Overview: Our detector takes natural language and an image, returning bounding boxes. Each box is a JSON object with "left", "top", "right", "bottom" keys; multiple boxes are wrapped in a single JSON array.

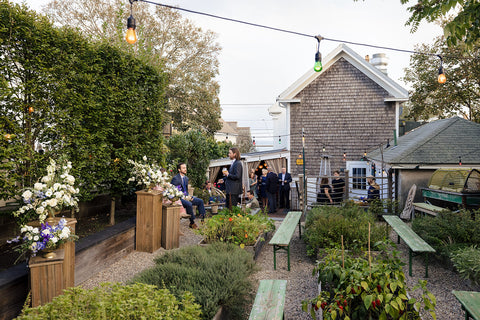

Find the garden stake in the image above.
[
  {"left": 341, "top": 235, "right": 344, "bottom": 268},
  {"left": 368, "top": 222, "right": 371, "bottom": 276}
]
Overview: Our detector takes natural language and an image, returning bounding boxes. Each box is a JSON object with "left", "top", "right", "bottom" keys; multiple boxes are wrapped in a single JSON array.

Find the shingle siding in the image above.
[{"left": 290, "top": 58, "right": 396, "bottom": 176}]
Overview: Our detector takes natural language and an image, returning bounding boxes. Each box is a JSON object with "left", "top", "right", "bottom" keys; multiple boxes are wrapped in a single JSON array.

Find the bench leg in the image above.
[
  {"left": 298, "top": 220, "right": 302, "bottom": 239},
  {"left": 273, "top": 245, "right": 277, "bottom": 270},
  {"left": 425, "top": 253, "right": 429, "bottom": 278},
  {"left": 409, "top": 248, "right": 412, "bottom": 277},
  {"left": 287, "top": 245, "right": 290, "bottom": 271}
]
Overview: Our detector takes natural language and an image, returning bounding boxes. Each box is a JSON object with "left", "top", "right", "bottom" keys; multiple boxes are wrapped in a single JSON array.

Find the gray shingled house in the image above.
[
  {"left": 268, "top": 44, "right": 409, "bottom": 201},
  {"left": 367, "top": 116, "right": 480, "bottom": 208}
]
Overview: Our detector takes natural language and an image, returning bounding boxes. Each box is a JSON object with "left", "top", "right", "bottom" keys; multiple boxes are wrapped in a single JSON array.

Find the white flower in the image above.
[
  {"left": 20, "top": 226, "right": 27, "bottom": 233},
  {"left": 143, "top": 155, "right": 147, "bottom": 161},
  {"left": 22, "top": 190, "right": 33, "bottom": 200},
  {"left": 53, "top": 183, "right": 61, "bottom": 191},
  {"left": 55, "top": 191, "right": 63, "bottom": 199},
  {"left": 36, "top": 207, "right": 45, "bottom": 214},
  {"left": 33, "top": 235, "right": 39, "bottom": 241},
  {"left": 51, "top": 237, "right": 58, "bottom": 244},
  {"left": 33, "top": 183, "right": 44, "bottom": 191},
  {"left": 65, "top": 175, "right": 75, "bottom": 185},
  {"left": 41, "top": 176, "right": 51, "bottom": 183},
  {"left": 46, "top": 198, "right": 58, "bottom": 208},
  {"left": 45, "top": 189, "right": 53, "bottom": 197},
  {"left": 42, "top": 229, "right": 50, "bottom": 236}
]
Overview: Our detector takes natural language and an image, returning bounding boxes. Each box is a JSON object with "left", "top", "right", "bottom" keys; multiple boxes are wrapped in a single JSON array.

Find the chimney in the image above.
[
  {"left": 365, "top": 55, "right": 370, "bottom": 62},
  {"left": 370, "top": 53, "right": 388, "bottom": 76}
]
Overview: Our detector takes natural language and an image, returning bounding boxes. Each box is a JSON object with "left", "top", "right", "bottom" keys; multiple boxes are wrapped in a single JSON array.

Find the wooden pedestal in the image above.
[
  {"left": 29, "top": 249, "right": 65, "bottom": 307},
  {"left": 27, "top": 217, "right": 77, "bottom": 289},
  {"left": 136, "top": 190, "right": 163, "bottom": 253},
  {"left": 161, "top": 205, "right": 181, "bottom": 250}
]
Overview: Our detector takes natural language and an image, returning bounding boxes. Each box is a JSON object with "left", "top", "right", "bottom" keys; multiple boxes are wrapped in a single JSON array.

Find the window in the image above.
[{"left": 352, "top": 167, "right": 367, "bottom": 190}]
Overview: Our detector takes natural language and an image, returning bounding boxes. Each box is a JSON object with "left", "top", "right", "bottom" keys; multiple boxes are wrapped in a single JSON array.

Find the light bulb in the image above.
[
  {"left": 438, "top": 66, "right": 446, "bottom": 84},
  {"left": 126, "top": 15, "right": 137, "bottom": 44},
  {"left": 314, "top": 51, "right": 322, "bottom": 72}
]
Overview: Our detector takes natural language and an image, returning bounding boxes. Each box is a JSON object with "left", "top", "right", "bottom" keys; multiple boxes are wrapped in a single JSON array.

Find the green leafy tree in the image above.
[
  {"left": 400, "top": 0, "right": 480, "bottom": 49},
  {"left": 43, "top": 0, "right": 222, "bottom": 134},
  {"left": 403, "top": 37, "right": 480, "bottom": 122}
]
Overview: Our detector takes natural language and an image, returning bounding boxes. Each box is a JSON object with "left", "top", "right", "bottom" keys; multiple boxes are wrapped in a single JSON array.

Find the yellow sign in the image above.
[{"left": 296, "top": 158, "right": 303, "bottom": 165}]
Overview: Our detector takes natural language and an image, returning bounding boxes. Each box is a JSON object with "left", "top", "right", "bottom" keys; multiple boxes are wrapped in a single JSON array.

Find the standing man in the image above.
[
  {"left": 265, "top": 166, "right": 278, "bottom": 214},
  {"left": 171, "top": 163, "right": 206, "bottom": 229},
  {"left": 278, "top": 167, "right": 292, "bottom": 211},
  {"left": 219, "top": 147, "right": 243, "bottom": 209},
  {"left": 332, "top": 170, "right": 345, "bottom": 204}
]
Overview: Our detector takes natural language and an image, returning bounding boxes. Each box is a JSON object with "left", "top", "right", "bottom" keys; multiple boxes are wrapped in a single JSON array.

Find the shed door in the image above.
[{"left": 346, "top": 161, "right": 370, "bottom": 198}]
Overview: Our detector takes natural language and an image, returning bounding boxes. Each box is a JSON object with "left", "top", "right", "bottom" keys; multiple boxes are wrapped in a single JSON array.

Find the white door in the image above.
[{"left": 346, "top": 161, "right": 370, "bottom": 199}]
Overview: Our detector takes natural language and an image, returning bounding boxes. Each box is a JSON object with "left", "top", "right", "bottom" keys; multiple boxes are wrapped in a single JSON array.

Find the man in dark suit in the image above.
[
  {"left": 265, "top": 166, "right": 278, "bottom": 213},
  {"left": 278, "top": 167, "right": 292, "bottom": 211},
  {"left": 218, "top": 148, "right": 243, "bottom": 209},
  {"left": 171, "top": 162, "right": 205, "bottom": 229}
]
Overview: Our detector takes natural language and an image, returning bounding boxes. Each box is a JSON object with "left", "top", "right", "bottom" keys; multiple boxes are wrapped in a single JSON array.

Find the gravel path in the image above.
[{"left": 79, "top": 217, "right": 475, "bottom": 320}]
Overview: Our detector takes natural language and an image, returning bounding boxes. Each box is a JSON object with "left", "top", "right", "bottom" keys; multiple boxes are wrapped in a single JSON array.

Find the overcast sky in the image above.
[{"left": 12, "top": 0, "right": 443, "bottom": 149}]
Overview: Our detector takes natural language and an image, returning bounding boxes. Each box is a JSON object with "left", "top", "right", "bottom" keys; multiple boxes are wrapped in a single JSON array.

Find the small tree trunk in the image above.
[{"left": 110, "top": 197, "right": 115, "bottom": 225}]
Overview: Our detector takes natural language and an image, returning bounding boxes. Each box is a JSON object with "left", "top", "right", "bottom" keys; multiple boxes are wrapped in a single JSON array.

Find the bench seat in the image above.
[
  {"left": 383, "top": 215, "right": 435, "bottom": 277},
  {"left": 249, "top": 279, "right": 287, "bottom": 320},
  {"left": 269, "top": 211, "right": 302, "bottom": 271},
  {"left": 412, "top": 202, "right": 448, "bottom": 217},
  {"left": 452, "top": 290, "right": 480, "bottom": 320}
]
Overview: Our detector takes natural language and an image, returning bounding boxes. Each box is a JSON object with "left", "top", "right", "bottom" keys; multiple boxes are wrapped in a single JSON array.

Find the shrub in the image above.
[
  {"left": 196, "top": 206, "right": 275, "bottom": 246},
  {"left": 412, "top": 210, "right": 480, "bottom": 260},
  {"left": 16, "top": 282, "right": 201, "bottom": 319},
  {"left": 451, "top": 246, "right": 480, "bottom": 286},
  {"left": 303, "top": 246, "right": 436, "bottom": 320},
  {"left": 304, "top": 203, "right": 385, "bottom": 256},
  {"left": 130, "top": 242, "right": 257, "bottom": 319}
]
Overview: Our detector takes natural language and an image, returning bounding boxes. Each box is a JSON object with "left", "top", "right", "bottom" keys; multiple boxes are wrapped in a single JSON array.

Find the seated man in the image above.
[
  {"left": 171, "top": 162, "right": 206, "bottom": 229},
  {"left": 246, "top": 190, "right": 260, "bottom": 209}
]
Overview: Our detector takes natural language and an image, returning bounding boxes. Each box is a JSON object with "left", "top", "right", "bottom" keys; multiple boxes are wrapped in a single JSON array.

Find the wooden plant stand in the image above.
[
  {"left": 136, "top": 190, "right": 163, "bottom": 253},
  {"left": 161, "top": 204, "right": 181, "bottom": 250},
  {"left": 29, "top": 249, "right": 65, "bottom": 307}
]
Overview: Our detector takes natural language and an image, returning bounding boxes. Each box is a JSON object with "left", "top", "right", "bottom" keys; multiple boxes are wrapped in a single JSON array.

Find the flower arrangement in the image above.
[
  {"left": 12, "top": 158, "right": 80, "bottom": 225},
  {"left": 7, "top": 218, "right": 78, "bottom": 258},
  {"left": 127, "top": 156, "right": 169, "bottom": 191},
  {"left": 162, "top": 183, "right": 184, "bottom": 202}
]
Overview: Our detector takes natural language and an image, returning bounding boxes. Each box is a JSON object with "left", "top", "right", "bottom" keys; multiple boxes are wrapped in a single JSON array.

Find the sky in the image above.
[{"left": 12, "top": 0, "right": 444, "bottom": 150}]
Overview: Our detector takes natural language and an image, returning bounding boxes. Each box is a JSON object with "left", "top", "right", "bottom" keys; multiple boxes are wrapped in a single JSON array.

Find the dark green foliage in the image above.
[
  {"left": 0, "top": 0, "right": 168, "bottom": 202},
  {"left": 412, "top": 210, "right": 480, "bottom": 260},
  {"left": 304, "top": 203, "right": 385, "bottom": 257},
  {"left": 450, "top": 246, "right": 480, "bottom": 286},
  {"left": 16, "top": 282, "right": 202, "bottom": 319},
  {"left": 130, "top": 243, "right": 257, "bottom": 320}
]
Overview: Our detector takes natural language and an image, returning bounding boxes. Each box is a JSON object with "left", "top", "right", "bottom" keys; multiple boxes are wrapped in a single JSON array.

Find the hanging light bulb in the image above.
[
  {"left": 252, "top": 137, "right": 256, "bottom": 146},
  {"left": 437, "top": 55, "right": 446, "bottom": 84},
  {"left": 125, "top": 0, "right": 138, "bottom": 44},
  {"left": 313, "top": 35, "right": 323, "bottom": 72},
  {"left": 459, "top": 156, "right": 462, "bottom": 166},
  {"left": 322, "top": 145, "right": 326, "bottom": 152},
  {"left": 343, "top": 151, "right": 346, "bottom": 161}
]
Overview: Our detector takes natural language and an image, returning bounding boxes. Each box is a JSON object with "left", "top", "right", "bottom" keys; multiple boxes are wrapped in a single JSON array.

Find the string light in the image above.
[
  {"left": 130, "top": 0, "right": 478, "bottom": 83},
  {"left": 459, "top": 156, "right": 462, "bottom": 166},
  {"left": 343, "top": 150, "right": 346, "bottom": 161},
  {"left": 314, "top": 35, "right": 323, "bottom": 72},
  {"left": 252, "top": 136, "right": 256, "bottom": 146},
  {"left": 126, "top": 0, "right": 138, "bottom": 44},
  {"left": 278, "top": 135, "right": 281, "bottom": 144},
  {"left": 322, "top": 145, "right": 326, "bottom": 152},
  {"left": 437, "top": 55, "right": 446, "bottom": 84}
]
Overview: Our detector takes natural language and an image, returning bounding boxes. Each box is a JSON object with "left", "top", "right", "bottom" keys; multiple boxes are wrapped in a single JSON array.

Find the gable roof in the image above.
[
  {"left": 277, "top": 44, "right": 409, "bottom": 102},
  {"left": 368, "top": 117, "right": 480, "bottom": 167}
]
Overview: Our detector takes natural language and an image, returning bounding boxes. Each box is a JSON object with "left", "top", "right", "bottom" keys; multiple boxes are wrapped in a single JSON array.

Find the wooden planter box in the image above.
[
  {"left": 199, "top": 231, "right": 272, "bottom": 260},
  {"left": 161, "top": 204, "right": 181, "bottom": 250},
  {"left": 135, "top": 190, "right": 163, "bottom": 253},
  {"left": 29, "top": 249, "right": 66, "bottom": 307}
]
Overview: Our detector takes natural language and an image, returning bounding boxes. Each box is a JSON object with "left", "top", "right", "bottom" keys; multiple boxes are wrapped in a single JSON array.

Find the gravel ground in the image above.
[{"left": 79, "top": 217, "right": 475, "bottom": 320}]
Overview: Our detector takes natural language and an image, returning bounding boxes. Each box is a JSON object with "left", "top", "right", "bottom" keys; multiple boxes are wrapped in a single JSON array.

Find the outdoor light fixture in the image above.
[
  {"left": 437, "top": 55, "right": 446, "bottom": 84},
  {"left": 126, "top": 0, "right": 138, "bottom": 44},
  {"left": 252, "top": 137, "right": 256, "bottom": 146},
  {"left": 313, "top": 35, "right": 323, "bottom": 72}
]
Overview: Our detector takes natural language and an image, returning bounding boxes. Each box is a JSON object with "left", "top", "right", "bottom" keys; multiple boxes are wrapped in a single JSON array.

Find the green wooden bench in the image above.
[
  {"left": 452, "top": 291, "right": 480, "bottom": 320},
  {"left": 412, "top": 202, "right": 448, "bottom": 217},
  {"left": 249, "top": 279, "right": 287, "bottom": 320},
  {"left": 269, "top": 211, "right": 302, "bottom": 271},
  {"left": 383, "top": 215, "right": 436, "bottom": 277}
]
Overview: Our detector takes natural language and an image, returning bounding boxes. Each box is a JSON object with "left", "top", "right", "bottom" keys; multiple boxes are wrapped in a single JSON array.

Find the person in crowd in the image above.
[
  {"left": 265, "top": 166, "right": 278, "bottom": 213},
  {"left": 259, "top": 168, "right": 268, "bottom": 208},
  {"left": 204, "top": 180, "right": 216, "bottom": 203},
  {"left": 246, "top": 190, "right": 260, "bottom": 209},
  {"left": 171, "top": 163, "right": 206, "bottom": 229},
  {"left": 278, "top": 167, "right": 292, "bottom": 211},
  {"left": 367, "top": 175, "right": 380, "bottom": 201},
  {"left": 249, "top": 169, "right": 258, "bottom": 197},
  {"left": 218, "top": 147, "right": 243, "bottom": 209},
  {"left": 317, "top": 177, "right": 333, "bottom": 204},
  {"left": 331, "top": 170, "right": 345, "bottom": 204}
]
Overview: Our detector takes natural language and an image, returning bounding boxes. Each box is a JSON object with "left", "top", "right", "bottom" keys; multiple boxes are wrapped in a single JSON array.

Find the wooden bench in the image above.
[
  {"left": 269, "top": 211, "right": 302, "bottom": 271},
  {"left": 452, "top": 290, "right": 480, "bottom": 320},
  {"left": 383, "top": 215, "right": 436, "bottom": 277},
  {"left": 249, "top": 279, "right": 287, "bottom": 320},
  {"left": 412, "top": 202, "right": 448, "bottom": 217}
]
